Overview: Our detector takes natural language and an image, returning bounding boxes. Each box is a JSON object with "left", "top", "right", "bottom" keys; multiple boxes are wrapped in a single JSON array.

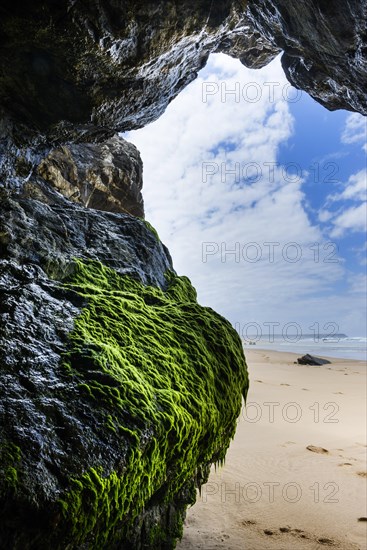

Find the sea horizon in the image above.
[{"left": 242, "top": 335, "right": 367, "bottom": 361}]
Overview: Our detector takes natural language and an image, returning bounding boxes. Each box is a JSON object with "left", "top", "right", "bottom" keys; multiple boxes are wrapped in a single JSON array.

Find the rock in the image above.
[
  {"left": 297, "top": 354, "right": 331, "bottom": 366},
  {"left": 0, "top": 1, "right": 278, "bottom": 144},
  {"left": 245, "top": 0, "right": 367, "bottom": 115},
  {"left": 0, "top": 0, "right": 366, "bottom": 146},
  {"left": 0, "top": 185, "right": 167, "bottom": 285},
  {"left": 37, "top": 136, "right": 144, "bottom": 217},
  {"left": 0, "top": 187, "right": 248, "bottom": 549}
]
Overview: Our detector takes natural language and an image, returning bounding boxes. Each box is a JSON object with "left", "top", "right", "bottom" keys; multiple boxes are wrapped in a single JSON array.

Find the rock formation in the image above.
[
  {"left": 0, "top": 1, "right": 366, "bottom": 548},
  {"left": 297, "top": 354, "right": 331, "bottom": 366},
  {"left": 0, "top": 183, "right": 247, "bottom": 549},
  {"left": 37, "top": 137, "right": 144, "bottom": 216}
]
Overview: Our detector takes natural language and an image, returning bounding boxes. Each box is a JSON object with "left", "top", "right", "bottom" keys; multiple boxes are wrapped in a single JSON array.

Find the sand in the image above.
[{"left": 177, "top": 348, "right": 367, "bottom": 550}]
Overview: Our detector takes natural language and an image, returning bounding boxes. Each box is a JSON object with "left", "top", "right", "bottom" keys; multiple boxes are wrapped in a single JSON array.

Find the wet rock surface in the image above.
[
  {"left": 0, "top": 0, "right": 365, "bottom": 146},
  {"left": 0, "top": 186, "right": 238, "bottom": 549},
  {"left": 0, "top": 0, "right": 277, "bottom": 143},
  {"left": 0, "top": 185, "right": 170, "bottom": 285},
  {"left": 0, "top": 186, "right": 247, "bottom": 549},
  {"left": 0, "top": 187, "right": 172, "bottom": 548},
  {"left": 246, "top": 0, "right": 367, "bottom": 114}
]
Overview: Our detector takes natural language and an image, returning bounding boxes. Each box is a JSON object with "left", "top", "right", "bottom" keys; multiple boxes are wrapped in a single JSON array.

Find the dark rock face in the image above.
[
  {"left": 246, "top": 0, "right": 367, "bottom": 114},
  {"left": 0, "top": 185, "right": 169, "bottom": 285},
  {"left": 0, "top": 0, "right": 278, "bottom": 143},
  {"left": 0, "top": 186, "right": 173, "bottom": 524},
  {"left": 0, "top": 0, "right": 365, "bottom": 146}
]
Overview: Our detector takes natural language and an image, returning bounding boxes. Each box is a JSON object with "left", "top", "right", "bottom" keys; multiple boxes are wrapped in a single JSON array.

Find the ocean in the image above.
[{"left": 242, "top": 335, "right": 367, "bottom": 361}]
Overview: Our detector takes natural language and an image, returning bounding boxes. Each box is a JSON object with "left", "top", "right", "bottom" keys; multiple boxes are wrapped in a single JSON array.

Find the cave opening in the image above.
[{"left": 125, "top": 53, "right": 366, "bottom": 349}]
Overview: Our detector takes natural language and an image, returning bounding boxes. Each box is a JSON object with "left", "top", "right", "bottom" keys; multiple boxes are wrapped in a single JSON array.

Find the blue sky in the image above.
[{"left": 126, "top": 54, "right": 367, "bottom": 338}]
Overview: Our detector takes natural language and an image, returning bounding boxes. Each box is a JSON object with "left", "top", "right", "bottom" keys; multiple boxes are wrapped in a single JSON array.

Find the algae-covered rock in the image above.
[{"left": 0, "top": 188, "right": 248, "bottom": 549}]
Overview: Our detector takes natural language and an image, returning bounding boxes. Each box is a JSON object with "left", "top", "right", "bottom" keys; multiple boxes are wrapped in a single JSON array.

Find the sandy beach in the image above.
[{"left": 177, "top": 348, "right": 367, "bottom": 550}]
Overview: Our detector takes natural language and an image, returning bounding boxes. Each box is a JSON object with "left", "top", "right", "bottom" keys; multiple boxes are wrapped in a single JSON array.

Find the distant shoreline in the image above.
[
  {"left": 241, "top": 341, "right": 367, "bottom": 362},
  {"left": 242, "top": 346, "right": 366, "bottom": 364}
]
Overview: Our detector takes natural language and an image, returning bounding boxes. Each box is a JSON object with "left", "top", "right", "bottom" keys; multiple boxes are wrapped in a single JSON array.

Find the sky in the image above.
[{"left": 125, "top": 53, "right": 367, "bottom": 339}]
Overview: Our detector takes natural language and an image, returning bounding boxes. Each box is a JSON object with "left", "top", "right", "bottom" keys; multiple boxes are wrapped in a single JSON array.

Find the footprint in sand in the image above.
[
  {"left": 217, "top": 533, "right": 229, "bottom": 541},
  {"left": 356, "top": 471, "right": 367, "bottom": 478},
  {"left": 333, "top": 392, "right": 343, "bottom": 394},
  {"left": 268, "top": 526, "right": 333, "bottom": 544},
  {"left": 245, "top": 523, "right": 338, "bottom": 546},
  {"left": 289, "top": 528, "right": 310, "bottom": 540},
  {"left": 280, "top": 383, "right": 290, "bottom": 386},
  {"left": 338, "top": 462, "right": 353, "bottom": 466},
  {"left": 317, "top": 537, "right": 335, "bottom": 545},
  {"left": 302, "top": 388, "right": 310, "bottom": 391},
  {"left": 358, "top": 517, "right": 367, "bottom": 522},
  {"left": 306, "top": 445, "right": 329, "bottom": 454},
  {"left": 290, "top": 528, "right": 309, "bottom": 539},
  {"left": 255, "top": 379, "right": 263, "bottom": 383}
]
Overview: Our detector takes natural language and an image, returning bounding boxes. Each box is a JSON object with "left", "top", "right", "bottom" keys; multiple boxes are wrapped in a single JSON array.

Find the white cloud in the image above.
[
  {"left": 324, "top": 169, "right": 367, "bottom": 238},
  {"left": 329, "top": 169, "right": 367, "bottom": 202},
  {"left": 318, "top": 209, "right": 333, "bottom": 223},
  {"left": 341, "top": 113, "right": 367, "bottom": 148},
  {"left": 125, "top": 54, "right": 364, "bottom": 334},
  {"left": 330, "top": 202, "right": 367, "bottom": 237}
]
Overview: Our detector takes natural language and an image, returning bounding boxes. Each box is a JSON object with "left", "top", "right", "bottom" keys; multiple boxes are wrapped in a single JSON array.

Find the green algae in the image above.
[
  {"left": 142, "top": 219, "right": 160, "bottom": 242},
  {"left": 59, "top": 259, "right": 248, "bottom": 547},
  {"left": 0, "top": 442, "right": 21, "bottom": 492}
]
